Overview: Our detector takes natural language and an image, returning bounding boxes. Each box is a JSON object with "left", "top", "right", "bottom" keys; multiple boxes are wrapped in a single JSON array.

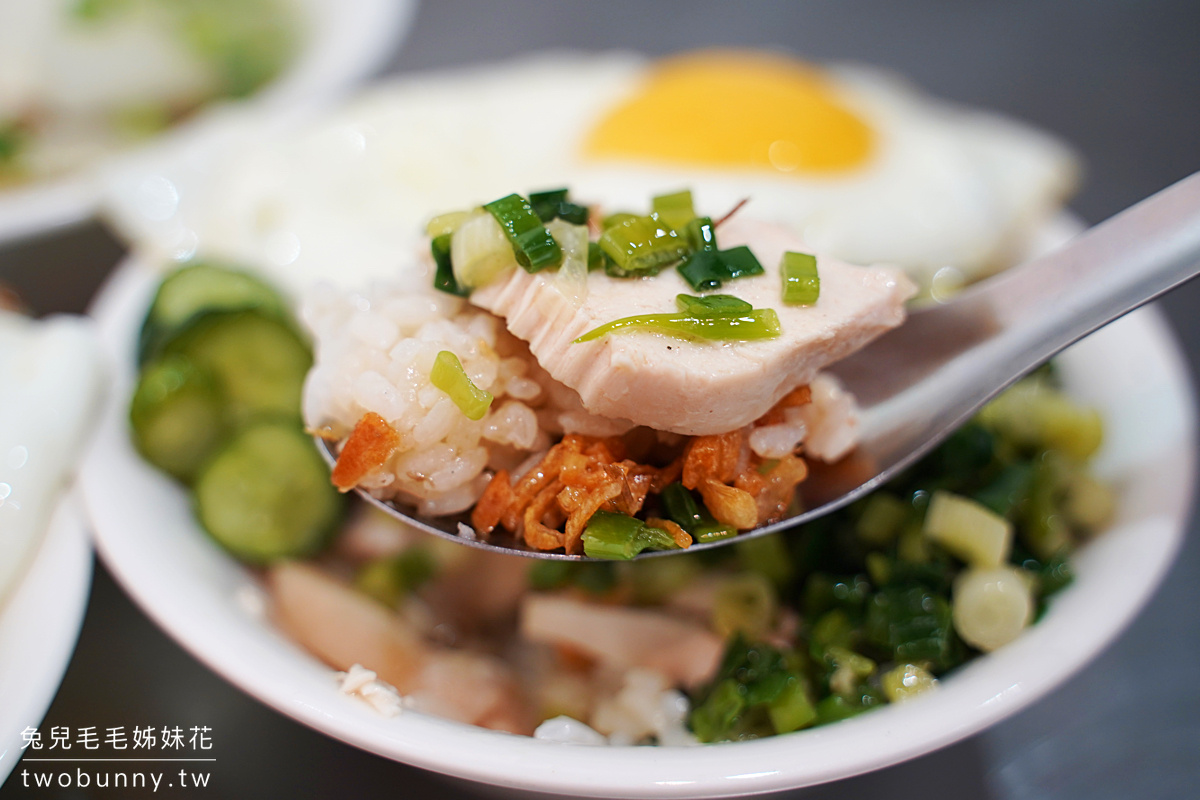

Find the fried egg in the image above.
[
  {"left": 575, "top": 51, "right": 1079, "bottom": 288},
  {"left": 102, "top": 50, "right": 1078, "bottom": 292}
]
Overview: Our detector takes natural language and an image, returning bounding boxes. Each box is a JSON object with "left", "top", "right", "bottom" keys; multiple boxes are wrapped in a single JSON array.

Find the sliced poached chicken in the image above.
[{"left": 470, "top": 217, "right": 915, "bottom": 436}]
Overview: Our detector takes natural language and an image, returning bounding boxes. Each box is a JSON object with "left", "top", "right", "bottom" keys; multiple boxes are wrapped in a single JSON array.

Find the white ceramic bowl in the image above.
[
  {"left": 78, "top": 251, "right": 1195, "bottom": 797},
  {"left": 0, "top": 310, "right": 105, "bottom": 784},
  {"left": 0, "top": 494, "right": 94, "bottom": 785},
  {"left": 0, "top": 0, "right": 417, "bottom": 244}
]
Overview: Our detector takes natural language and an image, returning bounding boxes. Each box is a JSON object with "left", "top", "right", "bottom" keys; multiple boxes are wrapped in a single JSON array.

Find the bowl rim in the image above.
[
  {"left": 80, "top": 252, "right": 1196, "bottom": 798},
  {"left": 0, "top": 495, "right": 94, "bottom": 785},
  {"left": 0, "top": 0, "right": 418, "bottom": 245}
]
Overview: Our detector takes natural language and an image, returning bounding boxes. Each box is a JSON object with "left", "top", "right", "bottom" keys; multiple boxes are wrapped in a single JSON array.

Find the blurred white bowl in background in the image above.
[
  {"left": 0, "top": 0, "right": 417, "bottom": 245},
  {"left": 0, "top": 495, "right": 93, "bottom": 785}
]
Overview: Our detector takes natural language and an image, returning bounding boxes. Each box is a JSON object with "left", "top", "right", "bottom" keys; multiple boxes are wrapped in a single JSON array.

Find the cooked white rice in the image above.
[
  {"left": 302, "top": 274, "right": 861, "bottom": 517},
  {"left": 302, "top": 275, "right": 636, "bottom": 516}
]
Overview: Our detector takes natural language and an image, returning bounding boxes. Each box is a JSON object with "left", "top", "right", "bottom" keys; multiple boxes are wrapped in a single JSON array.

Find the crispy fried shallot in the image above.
[
  {"left": 465, "top": 385, "right": 818, "bottom": 554},
  {"left": 332, "top": 412, "right": 403, "bottom": 492},
  {"left": 471, "top": 434, "right": 681, "bottom": 555}
]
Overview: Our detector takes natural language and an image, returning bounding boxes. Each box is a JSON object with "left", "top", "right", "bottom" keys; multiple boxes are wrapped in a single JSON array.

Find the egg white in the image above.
[{"left": 100, "top": 52, "right": 1078, "bottom": 293}]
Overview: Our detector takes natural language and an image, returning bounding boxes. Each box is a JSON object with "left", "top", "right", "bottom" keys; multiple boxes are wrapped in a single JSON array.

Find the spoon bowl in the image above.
[{"left": 329, "top": 172, "right": 1200, "bottom": 559}]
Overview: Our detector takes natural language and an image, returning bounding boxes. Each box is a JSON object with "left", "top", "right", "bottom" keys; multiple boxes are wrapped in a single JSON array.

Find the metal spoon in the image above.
[{"left": 322, "top": 172, "right": 1200, "bottom": 560}]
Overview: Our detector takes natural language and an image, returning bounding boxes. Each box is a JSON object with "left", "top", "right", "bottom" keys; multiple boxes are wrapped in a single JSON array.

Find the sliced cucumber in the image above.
[
  {"left": 194, "top": 419, "right": 343, "bottom": 563},
  {"left": 163, "top": 310, "right": 310, "bottom": 423},
  {"left": 139, "top": 262, "right": 289, "bottom": 364},
  {"left": 131, "top": 264, "right": 345, "bottom": 563},
  {"left": 130, "top": 354, "right": 228, "bottom": 482}
]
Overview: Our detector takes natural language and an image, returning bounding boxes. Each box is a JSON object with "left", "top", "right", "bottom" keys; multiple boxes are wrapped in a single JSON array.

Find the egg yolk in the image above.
[{"left": 583, "top": 51, "right": 874, "bottom": 174}]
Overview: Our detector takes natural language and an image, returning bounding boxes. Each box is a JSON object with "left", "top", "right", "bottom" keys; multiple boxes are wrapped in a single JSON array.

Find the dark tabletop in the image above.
[{"left": 2, "top": 2, "right": 1199, "bottom": 798}]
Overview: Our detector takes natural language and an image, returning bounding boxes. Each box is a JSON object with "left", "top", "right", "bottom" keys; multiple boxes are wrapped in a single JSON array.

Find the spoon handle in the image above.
[
  {"left": 839, "top": 171, "right": 1200, "bottom": 441},
  {"left": 980, "top": 170, "right": 1200, "bottom": 365}
]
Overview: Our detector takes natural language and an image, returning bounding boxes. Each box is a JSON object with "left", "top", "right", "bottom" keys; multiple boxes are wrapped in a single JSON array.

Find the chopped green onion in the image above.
[
  {"left": 864, "top": 584, "right": 960, "bottom": 670},
  {"left": 809, "top": 609, "right": 856, "bottom": 656},
  {"left": 651, "top": 189, "right": 696, "bottom": 232},
  {"left": 827, "top": 645, "right": 875, "bottom": 674},
  {"left": 678, "top": 252, "right": 724, "bottom": 290},
  {"left": 1062, "top": 471, "right": 1115, "bottom": 532},
  {"left": 355, "top": 547, "right": 437, "bottom": 607},
  {"left": 767, "top": 678, "right": 818, "bottom": 734},
  {"left": 923, "top": 490, "right": 1013, "bottom": 569},
  {"left": 880, "top": 663, "right": 938, "bottom": 703},
  {"left": 574, "top": 308, "right": 781, "bottom": 343},
  {"left": 972, "top": 461, "right": 1035, "bottom": 517},
  {"left": 951, "top": 566, "right": 1033, "bottom": 652},
  {"left": 826, "top": 646, "right": 877, "bottom": 696},
  {"left": 781, "top": 251, "right": 820, "bottom": 305},
  {"left": 587, "top": 241, "right": 608, "bottom": 272},
  {"left": 529, "top": 188, "right": 589, "bottom": 225},
  {"left": 712, "top": 572, "right": 777, "bottom": 639},
  {"left": 897, "top": 524, "right": 932, "bottom": 564},
  {"left": 662, "top": 482, "right": 705, "bottom": 530},
  {"left": 601, "top": 258, "right": 632, "bottom": 278},
  {"left": 1020, "top": 456, "right": 1071, "bottom": 560},
  {"left": 803, "top": 572, "right": 872, "bottom": 618},
  {"left": 675, "top": 293, "right": 753, "bottom": 315},
  {"left": 484, "top": 193, "right": 562, "bottom": 272},
  {"left": 628, "top": 557, "right": 701, "bottom": 604},
  {"left": 598, "top": 214, "right": 689, "bottom": 275},
  {"left": 814, "top": 694, "right": 866, "bottom": 725},
  {"left": 865, "top": 551, "right": 892, "bottom": 586},
  {"left": 867, "top": 553, "right": 956, "bottom": 593},
  {"left": 582, "top": 511, "right": 682, "bottom": 560},
  {"left": 677, "top": 246, "right": 764, "bottom": 292},
  {"left": 678, "top": 252, "right": 735, "bottom": 292},
  {"left": 1026, "top": 549, "right": 1074, "bottom": 598},
  {"left": 734, "top": 534, "right": 794, "bottom": 588},
  {"left": 430, "top": 350, "right": 493, "bottom": 420},
  {"left": 684, "top": 216, "right": 718, "bottom": 252},
  {"left": 854, "top": 493, "right": 909, "bottom": 546},
  {"left": 661, "top": 482, "right": 737, "bottom": 541},
  {"left": 689, "top": 636, "right": 807, "bottom": 741},
  {"left": 529, "top": 188, "right": 567, "bottom": 220},
  {"left": 450, "top": 209, "right": 518, "bottom": 289},
  {"left": 426, "top": 210, "right": 469, "bottom": 238},
  {"left": 430, "top": 233, "right": 467, "bottom": 297},
  {"left": 555, "top": 202, "right": 588, "bottom": 225},
  {"left": 689, "top": 679, "right": 744, "bottom": 742},
  {"left": 978, "top": 379, "right": 1104, "bottom": 460},
  {"left": 716, "top": 246, "right": 764, "bottom": 277},
  {"left": 602, "top": 212, "right": 640, "bottom": 230},
  {"left": 547, "top": 219, "right": 589, "bottom": 304}
]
